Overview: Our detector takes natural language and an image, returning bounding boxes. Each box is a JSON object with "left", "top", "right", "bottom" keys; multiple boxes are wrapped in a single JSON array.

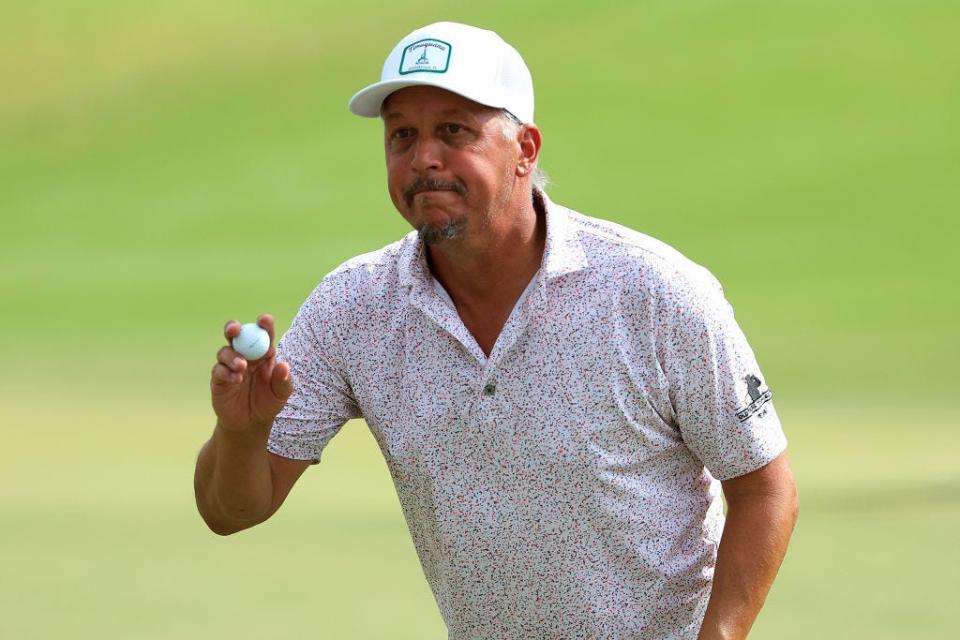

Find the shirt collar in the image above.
[
  {"left": 537, "top": 188, "right": 590, "bottom": 280},
  {"left": 397, "top": 188, "right": 590, "bottom": 291},
  {"left": 397, "top": 230, "right": 427, "bottom": 290}
]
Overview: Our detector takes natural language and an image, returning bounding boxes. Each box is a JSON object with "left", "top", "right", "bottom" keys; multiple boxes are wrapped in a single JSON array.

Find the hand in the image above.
[{"left": 211, "top": 313, "right": 294, "bottom": 433}]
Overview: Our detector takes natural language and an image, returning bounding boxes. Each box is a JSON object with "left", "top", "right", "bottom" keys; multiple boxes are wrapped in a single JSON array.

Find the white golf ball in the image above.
[{"left": 232, "top": 323, "right": 270, "bottom": 361}]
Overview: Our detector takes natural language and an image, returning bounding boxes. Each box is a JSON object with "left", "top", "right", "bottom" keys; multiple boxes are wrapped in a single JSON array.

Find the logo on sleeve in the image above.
[
  {"left": 400, "top": 38, "right": 452, "bottom": 74},
  {"left": 735, "top": 374, "right": 773, "bottom": 422}
]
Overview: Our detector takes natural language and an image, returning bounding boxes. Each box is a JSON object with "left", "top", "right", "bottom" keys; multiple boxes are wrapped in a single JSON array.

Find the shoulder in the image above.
[
  {"left": 301, "top": 232, "right": 416, "bottom": 317},
  {"left": 319, "top": 233, "right": 412, "bottom": 289},
  {"left": 560, "top": 204, "right": 724, "bottom": 306}
]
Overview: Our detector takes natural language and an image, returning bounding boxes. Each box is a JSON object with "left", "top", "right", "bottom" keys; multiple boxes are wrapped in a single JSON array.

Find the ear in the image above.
[{"left": 515, "top": 124, "right": 543, "bottom": 177}]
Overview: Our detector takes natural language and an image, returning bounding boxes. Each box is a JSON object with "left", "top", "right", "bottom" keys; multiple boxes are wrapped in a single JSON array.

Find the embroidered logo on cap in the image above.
[{"left": 399, "top": 38, "right": 452, "bottom": 75}]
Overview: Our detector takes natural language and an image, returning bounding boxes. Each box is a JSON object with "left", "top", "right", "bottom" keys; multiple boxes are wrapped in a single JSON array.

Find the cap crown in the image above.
[{"left": 349, "top": 22, "right": 534, "bottom": 123}]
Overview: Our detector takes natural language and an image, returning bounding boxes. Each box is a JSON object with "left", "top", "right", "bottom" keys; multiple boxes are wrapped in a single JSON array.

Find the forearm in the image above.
[
  {"left": 194, "top": 422, "right": 275, "bottom": 535},
  {"left": 697, "top": 484, "right": 799, "bottom": 639}
]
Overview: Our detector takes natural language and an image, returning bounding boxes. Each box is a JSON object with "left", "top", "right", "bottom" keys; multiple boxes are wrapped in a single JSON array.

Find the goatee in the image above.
[{"left": 418, "top": 219, "right": 466, "bottom": 245}]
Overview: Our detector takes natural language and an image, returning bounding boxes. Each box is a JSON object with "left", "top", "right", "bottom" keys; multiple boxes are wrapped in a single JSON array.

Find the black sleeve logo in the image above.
[{"left": 735, "top": 374, "right": 773, "bottom": 422}]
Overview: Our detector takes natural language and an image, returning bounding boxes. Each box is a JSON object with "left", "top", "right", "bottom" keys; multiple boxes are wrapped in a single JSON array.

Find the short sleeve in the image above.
[
  {"left": 660, "top": 271, "right": 787, "bottom": 481},
  {"left": 267, "top": 283, "right": 362, "bottom": 464}
]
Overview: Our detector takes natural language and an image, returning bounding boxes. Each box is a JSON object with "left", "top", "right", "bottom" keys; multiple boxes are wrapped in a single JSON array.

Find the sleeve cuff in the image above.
[
  {"left": 267, "top": 417, "right": 344, "bottom": 464},
  {"left": 709, "top": 431, "right": 788, "bottom": 481}
]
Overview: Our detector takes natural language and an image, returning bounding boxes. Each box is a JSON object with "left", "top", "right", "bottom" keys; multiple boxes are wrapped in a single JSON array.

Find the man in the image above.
[{"left": 194, "top": 21, "right": 798, "bottom": 640}]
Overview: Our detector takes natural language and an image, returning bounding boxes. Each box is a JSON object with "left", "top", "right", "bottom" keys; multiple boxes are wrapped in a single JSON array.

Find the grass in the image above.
[{"left": 1, "top": 391, "right": 957, "bottom": 638}]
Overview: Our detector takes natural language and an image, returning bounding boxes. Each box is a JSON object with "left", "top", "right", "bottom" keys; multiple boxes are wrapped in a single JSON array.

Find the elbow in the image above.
[
  {"left": 195, "top": 496, "right": 258, "bottom": 536},
  {"left": 194, "top": 479, "right": 267, "bottom": 536},
  {"left": 777, "top": 477, "right": 800, "bottom": 534},
  {"left": 198, "top": 510, "right": 254, "bottom": 537},
  {"left": 208, "top": 522, "right": 243, "bottom": 537},
  {"left": 197, "top": 505, "right": 237, "bottom": 536}
]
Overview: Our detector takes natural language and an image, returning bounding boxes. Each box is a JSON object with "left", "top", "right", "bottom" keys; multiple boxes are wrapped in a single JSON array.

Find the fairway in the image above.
[
  {"left": 1, "top": 392, "right": 957, "bottom": 638},
  {"left": 2, "top": 0, "right": 958, "bottom": 638}
]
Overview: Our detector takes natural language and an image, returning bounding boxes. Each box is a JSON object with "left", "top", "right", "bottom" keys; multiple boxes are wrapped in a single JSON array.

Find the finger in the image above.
[
  {"left": 256, "top": 313, "right": 274, "bottom": 338},
  {"left": 270, "top": 361, "right": 293, "bottom": 401},
  {"left": 224, "top": 320, "right": 241, "bottom": 345},
  {"left": 217, "top": 346, "right": 248, "bottom": 372},
  {"left": 211, "top": 362, "right": 243, "bottom": 385},
  {"left": 256, "top": 313, "right": 278, "bottom": 359}
]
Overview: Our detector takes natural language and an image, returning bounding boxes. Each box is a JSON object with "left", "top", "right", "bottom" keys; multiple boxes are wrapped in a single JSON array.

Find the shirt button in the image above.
[{"left": 482, "top": 382, "right": 497, "bottom": 396}]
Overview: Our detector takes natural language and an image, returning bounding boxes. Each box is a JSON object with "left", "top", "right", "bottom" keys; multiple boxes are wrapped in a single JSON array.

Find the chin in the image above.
[{"left": 418, "top": 219, "right": 466, "bottom": 245}]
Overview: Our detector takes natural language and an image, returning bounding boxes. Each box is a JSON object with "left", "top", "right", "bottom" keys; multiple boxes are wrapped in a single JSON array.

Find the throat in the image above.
[
  {"left": 425, "top": 189, "right": 547, "bottom": 357},
  {"left": 434, "top": 268, "right": 539, "bottom": 358},
  {"left": 460, "top": 305, "right": 513, "bottom": 358}
]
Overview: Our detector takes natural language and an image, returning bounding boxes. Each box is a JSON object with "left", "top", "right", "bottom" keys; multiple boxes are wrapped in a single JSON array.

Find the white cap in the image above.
[{"left": 348, "top": 22, "right": 535, "bottom": 123}]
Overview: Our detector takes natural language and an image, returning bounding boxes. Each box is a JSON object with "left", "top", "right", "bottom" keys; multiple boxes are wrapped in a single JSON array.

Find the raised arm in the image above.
[{"left": 194, "top": 314, "right": 310, "bottom": 535}]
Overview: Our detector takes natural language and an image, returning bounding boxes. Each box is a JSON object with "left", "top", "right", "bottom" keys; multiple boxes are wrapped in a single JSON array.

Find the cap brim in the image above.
[
  {"left": 348, "top": 80, "right": 425, "bottom": 118},
  {"left": 348, "top": 77, "right": 508, "bottom": 119}
]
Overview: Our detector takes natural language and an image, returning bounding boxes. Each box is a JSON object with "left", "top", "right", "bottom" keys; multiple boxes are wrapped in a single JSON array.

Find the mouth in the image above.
[{"left": 403, "top": 178, "right": 466, "bottom": 207}]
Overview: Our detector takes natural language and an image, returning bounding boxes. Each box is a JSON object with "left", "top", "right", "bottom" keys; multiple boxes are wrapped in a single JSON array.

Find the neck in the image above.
[{"left": 426, "top": 188, "right": 546, "bottom": 308}]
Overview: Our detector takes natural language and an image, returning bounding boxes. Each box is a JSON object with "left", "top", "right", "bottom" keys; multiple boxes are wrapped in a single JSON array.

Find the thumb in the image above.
[{"left": 270, "top": 361, "right": 294, "bottom": 401}]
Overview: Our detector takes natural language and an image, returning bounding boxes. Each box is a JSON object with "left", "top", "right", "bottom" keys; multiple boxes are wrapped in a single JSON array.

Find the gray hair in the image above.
[{"left": 497, "top": 110, "right": 549, "bottom": 192}]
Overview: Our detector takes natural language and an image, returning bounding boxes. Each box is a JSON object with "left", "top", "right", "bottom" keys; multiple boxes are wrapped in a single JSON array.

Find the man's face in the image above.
[{"left": 382, "top": 86, "right": 518, "bottom": 245}]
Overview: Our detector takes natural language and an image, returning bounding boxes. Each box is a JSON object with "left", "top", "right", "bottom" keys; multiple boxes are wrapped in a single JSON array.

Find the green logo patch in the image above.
[{"left": 399, "top": 38, "right": 452, "bottom": 75}]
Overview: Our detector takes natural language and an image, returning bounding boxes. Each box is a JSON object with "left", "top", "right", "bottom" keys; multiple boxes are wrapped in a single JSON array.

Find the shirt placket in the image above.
[
  {"left": 409, "top": 273, "right": 547, "bottom": 432},
  {"left": 473, "top": 278, "right": 547, "bottom": 426}
]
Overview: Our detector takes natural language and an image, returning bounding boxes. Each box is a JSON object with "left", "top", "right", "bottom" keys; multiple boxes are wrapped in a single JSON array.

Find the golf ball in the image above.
[{"left": 232, "top": 323, "right": 270, "bottom": 361}]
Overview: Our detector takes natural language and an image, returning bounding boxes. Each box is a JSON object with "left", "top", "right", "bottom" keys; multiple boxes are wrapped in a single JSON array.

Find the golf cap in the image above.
[{"left": 348, "top": 22, "right": 535, "bottom": 123}]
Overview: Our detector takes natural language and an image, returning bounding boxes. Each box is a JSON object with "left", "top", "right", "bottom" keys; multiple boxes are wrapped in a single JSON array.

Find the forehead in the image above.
[{"left": 381, "top": 85, "right": 497, "bottom": 122}]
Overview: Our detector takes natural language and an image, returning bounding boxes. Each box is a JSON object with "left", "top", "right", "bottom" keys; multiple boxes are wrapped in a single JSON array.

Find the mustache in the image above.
[{"left": 403, "top": 177, "right": 466, "bottom": 207}]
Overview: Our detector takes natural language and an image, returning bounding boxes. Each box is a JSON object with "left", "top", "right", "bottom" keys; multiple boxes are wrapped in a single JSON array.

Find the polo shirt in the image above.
[{"left": 267, "top": 190, "right": 787, "bottom": 639}]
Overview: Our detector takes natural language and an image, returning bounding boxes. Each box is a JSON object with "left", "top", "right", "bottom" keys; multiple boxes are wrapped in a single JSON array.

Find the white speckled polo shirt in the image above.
[{"left": 268, "top": 190, "right": 787, "bottom": 639}]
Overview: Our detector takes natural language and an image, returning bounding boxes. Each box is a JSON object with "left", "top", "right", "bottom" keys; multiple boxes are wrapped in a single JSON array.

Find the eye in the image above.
[
  {"left": 442, "top": 123, "right": 464, "bottom": 135},
  {"left": 391, "top": 127, "right": 414, "bottom": 140}
]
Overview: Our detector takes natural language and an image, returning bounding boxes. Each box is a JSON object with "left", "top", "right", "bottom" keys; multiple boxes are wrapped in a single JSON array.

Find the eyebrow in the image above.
[{"left": 383, "top": 107, "right": 476, "bottom": 121}]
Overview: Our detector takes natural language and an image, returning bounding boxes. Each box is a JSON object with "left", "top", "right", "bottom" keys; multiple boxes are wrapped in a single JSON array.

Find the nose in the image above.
[{"left": 410, "top": 136, "right": 444, "bottom": 174}]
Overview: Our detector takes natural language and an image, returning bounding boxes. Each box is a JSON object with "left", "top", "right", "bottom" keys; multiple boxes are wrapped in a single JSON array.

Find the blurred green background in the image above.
[{"left": 2, "top": 0, "right": 958, "bottom": 637}]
